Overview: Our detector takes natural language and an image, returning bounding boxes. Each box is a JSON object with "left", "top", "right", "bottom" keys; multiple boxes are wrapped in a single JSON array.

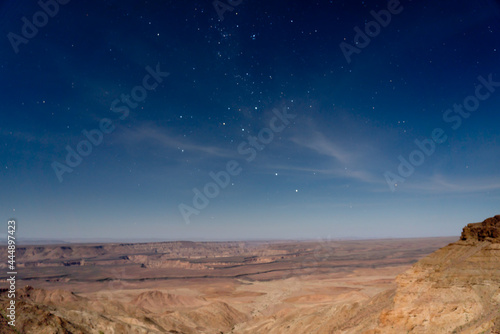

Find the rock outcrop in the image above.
[
  {"left": 374, "top": 215, "right": 500, "bottom": 334},
  {"left": 461, "top": 215, "right": 500, "bottom": 242}
]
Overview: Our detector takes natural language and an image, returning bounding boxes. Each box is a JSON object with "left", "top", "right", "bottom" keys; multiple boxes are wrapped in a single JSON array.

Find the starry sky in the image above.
[{"left": 1, "top": 0, "right": 499, "bottom": 241}]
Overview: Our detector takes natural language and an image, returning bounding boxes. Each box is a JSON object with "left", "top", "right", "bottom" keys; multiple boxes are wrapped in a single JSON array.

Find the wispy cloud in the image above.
[
  {"left": 115, "top": 123, "right": 237, "bottom": 158},
  {"left": 281, "top": 116, "right": 389, "bottom": 184},
  {"left": 400, "top": 174, "right": 500, "bottom": 193},
  {"left": 290, "top": 130, "right": 352, "bottom": 164},
  {"left": 266, "top": 164, "right": 382, "bottom": 184}
]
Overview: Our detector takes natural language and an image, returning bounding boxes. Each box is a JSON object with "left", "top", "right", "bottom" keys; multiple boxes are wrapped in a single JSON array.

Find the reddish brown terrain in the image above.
[
  {"left": 375, "top": 215, "right": 500, "bottom": 334},
  {"left": 0, "top": 215, "right": 499, "bottom": 333}
]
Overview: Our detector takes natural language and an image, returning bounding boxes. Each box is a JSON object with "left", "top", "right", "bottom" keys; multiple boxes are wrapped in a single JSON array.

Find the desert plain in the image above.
[
  {"left": 0, "top": 236, "right": 459, "bottom": 333},
  {"left": 2, "top": 215, "right": 500, "bottom": 333}
]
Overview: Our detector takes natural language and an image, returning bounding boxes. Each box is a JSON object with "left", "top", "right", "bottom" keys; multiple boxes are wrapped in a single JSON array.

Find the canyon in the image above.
[{"left": 0, "top": 215, "right": 499, "bottom": 333}]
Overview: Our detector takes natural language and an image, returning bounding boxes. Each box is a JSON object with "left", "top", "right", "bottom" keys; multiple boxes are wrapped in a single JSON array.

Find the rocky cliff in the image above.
[
  {"left": 461, "top": 215, "right": 500, "bottom": 242},
  {"left": 374, "top": 215, "right": 500, "bottom": 334}
]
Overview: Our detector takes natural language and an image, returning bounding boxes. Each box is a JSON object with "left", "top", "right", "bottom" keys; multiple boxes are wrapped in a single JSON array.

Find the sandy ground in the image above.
[{"left": 0, "top": 237, "right": 458, "bottom": 333}]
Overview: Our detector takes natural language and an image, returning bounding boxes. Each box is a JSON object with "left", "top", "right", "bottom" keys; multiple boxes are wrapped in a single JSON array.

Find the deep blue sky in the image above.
[{"left": 1, "top": 0, "right": 499, "bottom": 241}]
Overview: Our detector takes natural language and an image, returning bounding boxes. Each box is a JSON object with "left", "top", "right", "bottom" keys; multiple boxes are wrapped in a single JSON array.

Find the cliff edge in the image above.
[{"left": 373, "top": 215, "right": 500, "bottom": 334}]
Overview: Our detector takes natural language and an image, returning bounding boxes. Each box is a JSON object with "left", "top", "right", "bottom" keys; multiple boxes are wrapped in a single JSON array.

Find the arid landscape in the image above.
[
  {"left": 1, "top": 215, "right": 500, "bottom": 333},
  {"left": 3, "top": 0, "right": 499, "bottom": 332}
]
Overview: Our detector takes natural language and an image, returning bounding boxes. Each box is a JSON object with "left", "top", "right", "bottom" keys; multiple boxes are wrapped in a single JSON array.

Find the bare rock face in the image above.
[
  {"left": 374, "top": 215, "right": 500, "bottom": 334},
  {"left": 460, "top": 215, "right": 500, "bottom": 242}
]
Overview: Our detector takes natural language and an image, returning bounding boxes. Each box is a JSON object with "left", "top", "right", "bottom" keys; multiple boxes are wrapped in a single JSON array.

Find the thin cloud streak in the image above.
[
  {"left": 267, "top": 164, "right": 382, "bottom": 184},
  {"left": 115, "top": 123, "right": 237, "bottom": 159},
  {"left": 290, "top": 130, "right": 352, "bottom": 164},
  {"left": 398, "top": 174, "right": 500, "bottom": 193}
]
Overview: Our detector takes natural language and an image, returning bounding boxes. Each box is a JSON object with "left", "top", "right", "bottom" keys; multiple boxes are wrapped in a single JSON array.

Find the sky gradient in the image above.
[{"left": 1, "top": 0, "right": 499, "bottom": 241}]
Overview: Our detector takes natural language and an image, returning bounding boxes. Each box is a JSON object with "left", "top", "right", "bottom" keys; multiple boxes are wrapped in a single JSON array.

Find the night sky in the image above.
[{"left": 1, "top": 0, "right": 499, "bottom": 241}]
